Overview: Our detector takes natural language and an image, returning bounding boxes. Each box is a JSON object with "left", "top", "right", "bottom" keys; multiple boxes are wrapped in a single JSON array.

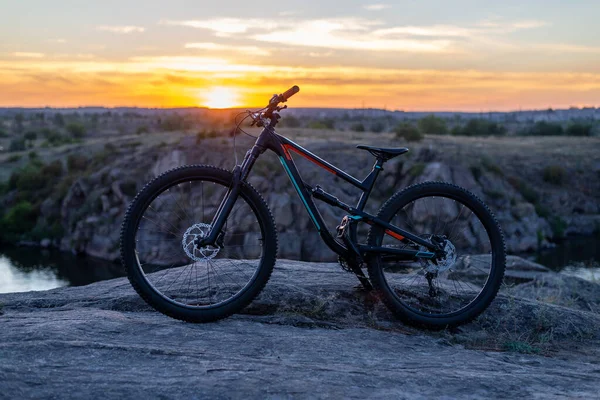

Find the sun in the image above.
[{"left": 202, "top": 86, "right": 240, "bottom": 109}]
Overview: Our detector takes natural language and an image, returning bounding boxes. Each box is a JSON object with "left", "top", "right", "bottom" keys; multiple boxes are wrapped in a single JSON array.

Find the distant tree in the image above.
[
  {"left": 418, "top": 114, "right": 448, "bottom": 135},
  {"left": 394, "top": 123, "right": 423, "bottom": 142},
  {"left": 307, "top": 118, "right": 335, "bottom": 130},
  {"left": 136, "top": 126, "right": 149, "bottom": 135},
  {"left": 521, "top": 121, "right": 563, "bottom": 136},
  {"left": 14, "top": 113, "right": 24, "bottom": 133},
  {"left": 452, "top": 119, "right": 505, "bottom": 136},
  {"left": 369, "top": 121, "right": 385, "bottom": 133},
  {"left": 66, "top": 123, "right": 86, "bottom": 138},
  {"left": 0, "top": 128, "right": 8, "bottom": 138},
  {"left": 90, "top": 114, "right": 99, "bottom": 128},
  {"left": 24, "top": 131, "right": 37, "bottom": 144},
  {"left": 350, "top": 122, "right": 365, "bottom": 132},
  {"left": 281, "top": 115, "right": 301, "bottom": 128},
  {"left": 8, "top": 138, "right": 26, "bottom": 152},
  {"left": 566, "top": 122, "right": 593, "bottom": 137},
  {"left": 53, "top": 113, "right": 65, "bottom": 127}
]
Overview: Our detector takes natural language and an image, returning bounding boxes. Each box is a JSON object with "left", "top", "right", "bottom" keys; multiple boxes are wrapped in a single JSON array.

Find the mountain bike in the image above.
[{"left": 120, "top": 86, "right": 506, "bottom": 329}]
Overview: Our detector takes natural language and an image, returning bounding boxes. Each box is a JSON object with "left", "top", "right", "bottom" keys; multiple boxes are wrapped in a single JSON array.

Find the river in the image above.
[{"left": 1, "top": 236, "right": 598, "bottom": 293}]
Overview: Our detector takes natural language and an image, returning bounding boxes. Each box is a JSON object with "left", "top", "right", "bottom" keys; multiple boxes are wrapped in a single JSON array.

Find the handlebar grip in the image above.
[{"left": 281, "top": 85, "right": 300, "bottom": 101}]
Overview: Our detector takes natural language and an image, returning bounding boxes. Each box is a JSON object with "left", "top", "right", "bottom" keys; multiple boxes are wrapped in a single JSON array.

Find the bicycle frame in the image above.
[{"left": 200, "top": 124, "right": 440, "bottom": 262}]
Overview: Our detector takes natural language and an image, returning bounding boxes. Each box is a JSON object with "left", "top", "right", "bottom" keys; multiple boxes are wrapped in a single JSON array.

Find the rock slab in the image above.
[{"left": 1, "top": 260, "right": 600, "bottom": 399}]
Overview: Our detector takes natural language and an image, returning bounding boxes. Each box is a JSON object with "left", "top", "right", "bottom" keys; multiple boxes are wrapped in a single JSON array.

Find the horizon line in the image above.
[{"left": 0, "top": 105, "right": 598, "bottom": 114}]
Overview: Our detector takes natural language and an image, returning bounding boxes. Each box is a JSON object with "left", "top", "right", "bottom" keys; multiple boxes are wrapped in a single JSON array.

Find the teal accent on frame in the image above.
[
  {"left": 279, "top": 156, "right": 321, "bottom": 231},
  {"left": 349, "top": 215, "right": 362, "bottom": 220},
  {"left": 415, "top": 251, "right": 435, "bottom": 259}
]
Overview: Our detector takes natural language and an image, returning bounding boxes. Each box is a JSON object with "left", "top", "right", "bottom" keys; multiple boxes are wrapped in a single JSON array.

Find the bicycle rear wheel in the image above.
[
  {"left": 367, "top": 182, "right": 505, "bottom": 329},
  {"left": 120, "top": 165, "right": 277, "bottom": 322}
]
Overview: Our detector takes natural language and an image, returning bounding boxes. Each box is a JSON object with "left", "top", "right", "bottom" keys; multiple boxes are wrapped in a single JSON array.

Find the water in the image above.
[
  {"left": 0, "top": 236, "right": 598, "bottom": 294},
  {"left": 533, "top": 236, "right": 600, "bottom": 281},
  {"left": 0, "top": 245, "right": 124, "bottom": 294}
]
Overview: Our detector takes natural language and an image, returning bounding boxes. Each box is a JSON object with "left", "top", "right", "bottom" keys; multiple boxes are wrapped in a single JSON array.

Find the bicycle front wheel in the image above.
[
  {"left": 120, "top": 165, "right": 277, "bottom": 322},
  {"left": 367, "top": 181, "right": 505, "bottom": 329}
]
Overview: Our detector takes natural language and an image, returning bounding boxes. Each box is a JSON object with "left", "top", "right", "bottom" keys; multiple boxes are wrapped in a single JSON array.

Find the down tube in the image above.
[
  {"left": 276, "top": 156, "right": 350, "bottom": 257},
  {"left": 278, "top": 156, "right": 322, "bottom": 231}
]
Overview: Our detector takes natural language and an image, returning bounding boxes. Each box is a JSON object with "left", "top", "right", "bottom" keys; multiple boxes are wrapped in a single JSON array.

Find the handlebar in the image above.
[
  {"left": 249, "top": 85, "right": 300, "bottom": 128},
  {"left": 281, "top": 85, "right": 300, "bottom": 102}
]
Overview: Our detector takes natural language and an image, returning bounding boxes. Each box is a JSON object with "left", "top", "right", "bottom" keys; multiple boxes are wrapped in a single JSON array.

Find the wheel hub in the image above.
[
  {"left": 182, "top": 223, "right": 220, "bottom": 262},
  {"left": 421, "top": 235, "right": 457, "bottom": 273}
]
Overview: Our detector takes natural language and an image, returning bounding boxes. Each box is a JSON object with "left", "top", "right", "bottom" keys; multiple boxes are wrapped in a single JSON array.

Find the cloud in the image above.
[
  {"left": 162, "top": 16, "right": 548, "bottom": 54},
  {"left": 373, "top": 25, "right": 474, "bottom": 38},
  {"left": 46, "top": 39, "right": 67, "bottom": 44},
  {"left": 536, "top": 43, "right": 600, "bottom": 54},
  {"left": 363, "top": 4, "right": 391, "bottom": 11},
  {"left": 252, "top": 18, "right": 454, "bottom": 53},
  {"left": 184, "top": 42, "right": 270, "bottom": 56},
  {"left": 160, "top": 18, "right": 278, "bottom": 37},
  {"left": 11, "top": 52, "right": 45, "bottom": 58},
  {"left": 97, "top": 25, "right": 145, "bottom": 34},
  {"left": 476, "top": 19, "right": 548, "bottom": 32}
]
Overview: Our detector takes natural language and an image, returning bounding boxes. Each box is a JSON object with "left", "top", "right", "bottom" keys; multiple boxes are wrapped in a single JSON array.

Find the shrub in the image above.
[
  {"left": 136, "top": 126, "right": 149, "bottom": 135},
  {"left": 307, "top": 119, "right": 335, "bottom": 130},
  {"left": 408, "top": 162, "right": 426, "bottom": 177},
  {"left": 481, "top": 156, "right": 504, "bottom": 176},
  {"left": 566, "top": 122, "right": 593, "bottom": 137},
  {"left": 196, "top": 130, "right": 219, "bottom": 143},
  {"left": 281, "top": 115, "right": 301, "bottom": 128},
  {"left": 7, "top": 154, "right": 21, "bottom": 163},
  {"left": 549, "top": 217, "right": 567, "bottom": 239},
  {"left": 43, "top": 130, "right": 74, "bottom": 146},
  {"left": 370, "top": 121, "right": 385, "bottom": 133},
  {"left": 521, "top": 121, "right": 564, "bottom": 136},
  {"left": 0, "top": 201, "right": 38, "bottom": 235},
  {"left": 453, "top": 119, "right": 506, "bottom": 136},
  {"left": 24, "top": 131, "right": 37, "bottom": 142},
  {"left": 418, "top": 114, "right": 448, "bottom": 135},
  {"left": 350, "top": 122, "right": 365, "bottom": 132},
  {"left": 28, "top": 151, "right": 38, "bottom": 160},
  {"left": 394, "top": 123, "right": 423, "bottom": 142},
  {"left": 507, "top": 176, "right": 539, "bottom": 204},
  {"left": 542, "top": 165, "right": 566, "bottom": 185},
  {"left": 67, "top": 154, "right": 86, "bottom": 172},
  {"left": 159, "top": 115, "right": 190, "bottom": 131},
  {"left": 9, "top": 163, "right": 46, "bottom": 192},
  {"left": 8, "top": 138, "right": 26, "bottom": 152},
  {"left": 0, "top": 128, "right": 8, "bottom": 138},
  {"left": 66, "top": 123, "right": 86, "bottom": 138},
  {"left": 41, "top": 160, "right": 64, "bottom": 179}
]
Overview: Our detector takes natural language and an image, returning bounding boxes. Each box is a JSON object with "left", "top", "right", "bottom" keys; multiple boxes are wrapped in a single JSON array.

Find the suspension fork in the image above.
[{"left": 196, "top": 145, "right": 265, "bottom": 247}]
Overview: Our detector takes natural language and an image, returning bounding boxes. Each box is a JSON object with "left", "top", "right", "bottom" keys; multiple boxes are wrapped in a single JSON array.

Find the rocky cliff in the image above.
[
  {"left": 1, "top": 256, "right": 599, "bottom": 398},
  {"left": 33, "top": 133, "right": 600, "bottom": 262}
]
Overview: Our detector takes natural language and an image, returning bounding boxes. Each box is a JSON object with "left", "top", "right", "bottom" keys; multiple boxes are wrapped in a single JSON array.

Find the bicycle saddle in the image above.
[{"left": 356, "top": 145, "right": 409, "bottom": 161}]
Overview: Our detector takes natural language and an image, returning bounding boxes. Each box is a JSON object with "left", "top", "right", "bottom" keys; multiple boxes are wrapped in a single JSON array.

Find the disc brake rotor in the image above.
[
  {"left": 420, "top": 235, "right": 457, "bottom": 273},
  {"left": 182, "top": 223, "right": 220, "bottom": 262}
]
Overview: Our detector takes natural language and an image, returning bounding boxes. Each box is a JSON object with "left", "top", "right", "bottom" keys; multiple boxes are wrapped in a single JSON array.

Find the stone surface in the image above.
[{"left": 1, "top": 258, "right": 599, "bottom": 399}]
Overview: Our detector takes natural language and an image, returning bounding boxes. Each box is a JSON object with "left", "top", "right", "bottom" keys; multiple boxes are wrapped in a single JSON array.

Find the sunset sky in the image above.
[{"left": 1, "top": 0, "right": 599, "bottom": 111}]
